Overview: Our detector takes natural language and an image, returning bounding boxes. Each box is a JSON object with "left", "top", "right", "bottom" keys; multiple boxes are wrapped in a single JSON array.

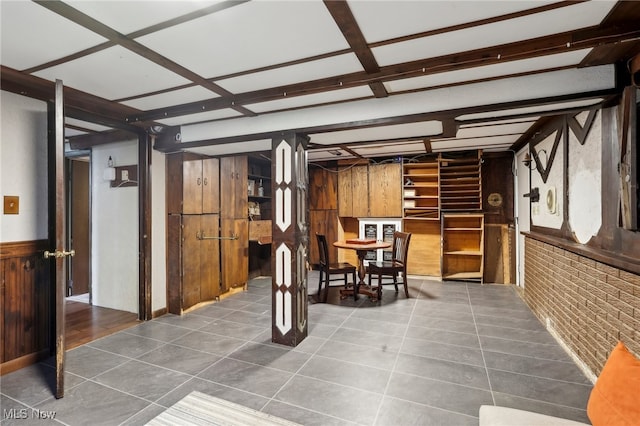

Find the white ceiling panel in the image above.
[
  {"left": 65, "top": 118, "right": 112, "bottom": 132},
  {"left": 183, "top": 66, "right": 613, "bottom": 143},
  {"left": 372, "top": 2, "right": 615, "bottom": 66},
  {"left": 0, "top": 0, "right": 107, "bottom": 70},
  {"left": 459, "top": 117, "right": 539, "bottom": 128},
  {"left": 155, "top": 109, "right": 241, "bottom": 127},
  {"left": 121, "top": 86, "right": 220, "bottom": 111},
  {"left": 185, "top": 139, "right": 272, "bottom": 157},
  {"left": 65, "top": 128, "right": 88, "bottom": 138},
  {"left": 310, "top": 121, "right": 442, "bottom": 145},
  {"left": 349, "top": 1, "right": 553, "bottom": 44},
  {"left": 138, "top": 1, "right": 350, "bottom": 79},
  {"left": 67, "top": 0, "right": 224, "bottom": 35},
  {"left": 308, "top": 150, "right": 355, "bottom": 162},
  {"left": 353, "top": 141, "right": 428, "bottom": 158},
  {"left": 33, "top": 46, "right": 191, "bottom": 100},
  {"left": 454, "top": 122, "right": 534, "bottom": 139},
  {"left": 458, "top": 99, "right": 604, "bottom": 121},
  {"left": 432, "top": 135, "right": 519, "bottom": 148},
  {"left": 386, "top": 49, "right": 592, "bottom": 93},
  {"left": 216, "top": 53, "right": 364, "bottom": 94},
  {"left": 245, "top": 86, "right": 372, "bottom": 114}
]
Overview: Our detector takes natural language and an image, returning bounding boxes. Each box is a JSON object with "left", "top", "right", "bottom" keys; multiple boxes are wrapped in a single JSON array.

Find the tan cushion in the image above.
[{"left": 587, "top": 341, "right": 640, "bottom": 426}]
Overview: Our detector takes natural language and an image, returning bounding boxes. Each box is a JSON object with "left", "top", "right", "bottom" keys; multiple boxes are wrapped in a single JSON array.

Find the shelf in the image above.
[
  {"left": 444, "top": 250, "right": 482, "bottom": 256},
  {"left": 443, "top": 272, "right": 483, "bottom": 280},
  {"left": 444, "top": 227, "right": 482, "bottom": 231}
]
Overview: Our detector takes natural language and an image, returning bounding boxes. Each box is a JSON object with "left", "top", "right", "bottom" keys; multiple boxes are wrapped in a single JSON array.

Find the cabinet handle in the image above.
[
  {"left": 197, "top": 177, "right": 202, "bottom": 186},
  {"left": 203, "top": 178, "right": 208, "bottom": 186}
]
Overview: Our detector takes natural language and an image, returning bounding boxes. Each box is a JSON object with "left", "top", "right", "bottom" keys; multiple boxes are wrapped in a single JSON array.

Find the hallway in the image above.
[{"left": 1, "top": 276, "right": 592, "bottom": 425}]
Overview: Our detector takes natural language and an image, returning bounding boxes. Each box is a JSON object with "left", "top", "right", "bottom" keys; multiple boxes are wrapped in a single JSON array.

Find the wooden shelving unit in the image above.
[
  {"left": 439, "top": 152, "right": 482, "bottom": 212},
  {"left": 402, "top": 160, "right": 440, "bottom": 220},
  {"left": 441, "top": 213, "right": 484, "bottom": 282}
]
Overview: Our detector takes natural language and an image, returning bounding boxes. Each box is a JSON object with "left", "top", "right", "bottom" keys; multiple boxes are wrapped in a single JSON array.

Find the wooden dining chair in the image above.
[
  {"left": 367, "top": 231, "right": 412, "bottom": 300},
  {"left": 316, "top": 234, "right": 357, "bottom": 302}
]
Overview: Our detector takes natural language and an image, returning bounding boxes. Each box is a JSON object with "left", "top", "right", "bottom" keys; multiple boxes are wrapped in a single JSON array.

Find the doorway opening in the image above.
[{"left": 64, "top": 153, "right": 138, "bottom": 350}]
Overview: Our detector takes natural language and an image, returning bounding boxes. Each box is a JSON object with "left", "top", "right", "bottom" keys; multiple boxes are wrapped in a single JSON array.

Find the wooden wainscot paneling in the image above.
[{"left": 1, "top": 240, "right": 51, "bottom": 375}]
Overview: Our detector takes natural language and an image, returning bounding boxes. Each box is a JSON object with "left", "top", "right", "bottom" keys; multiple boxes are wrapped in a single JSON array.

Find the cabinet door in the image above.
[
  {"left": 202, "top": 158, "right": 220, "bottom": 214},
  {"left": 352, "top": 165, "right": 369, "bottom": 217},
  {"left": 183, "top": 160, "right": 203, "bottom": 214},
  {"left": 200, "top": 214, "right": 221, "bottom": 300},
  {"left": 310, "top": 167, "right": 337, "bottom": 210},
  {"left": 182, "top": 215, "right": 201, "bottom": 310},
  {"left": 221, "top": 218, "right": 248, "bottom": 292},
  {"left": 167, "top": 215, "right": 183, "bottom": 314},
  {"left": 369, "top": 163, "right": 402, "bottom": 217},
  {"left": 220, "top": 156, "right": 248, "bottom": 219},
  {"left": 233, "top": 156, "right": 248, "bottom": 218},
  {"left": 338, "top": 167, "right": 353, "bottom": 217}
]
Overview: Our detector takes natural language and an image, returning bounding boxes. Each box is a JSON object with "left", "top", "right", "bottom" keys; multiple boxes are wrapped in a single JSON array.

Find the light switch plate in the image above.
[{"left": 4, "top": 195, "right": 19, "bottom": 214}]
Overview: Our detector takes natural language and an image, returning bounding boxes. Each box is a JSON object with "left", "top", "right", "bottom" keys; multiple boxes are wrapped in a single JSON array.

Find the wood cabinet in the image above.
[
  {"left": 220, "top": 155, "right": 247, "bottom": 219},
  {"left": 167, "top": 153, "right": 219, "bottom": 214},
  {"left": 439, "top": 151, "right": 482, "bottom": 211},
  {"left": 183, "top": 159, "right": 219, "bottom": 214},
  {"left": 309, "top": 165, "right": 337, "bottom": 210},
  {"left": 403, "top": 160, "right": 440, "bottom": 221},
  {"left": 248, "top": 157, "right": 272, "bottom": 221},
  {"left": 167, "top": 214, "right": 220, "bottom": 314},
  {"left": 221, "top": 218, "right": 249, "bottom": 292},
  {"left": 441, "top": 213, "right": 484, "bottom": 282},
  {"left": 338, "top": 163, "right": 401, "bottom": 217},
  {"left": 369, "top": 163, "right": 402, "bottom": 217}
]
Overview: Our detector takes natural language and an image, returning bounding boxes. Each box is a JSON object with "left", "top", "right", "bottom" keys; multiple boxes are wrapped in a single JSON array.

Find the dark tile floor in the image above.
[{"left": 1, "top": 275, "right": 593, "bottom": 425}]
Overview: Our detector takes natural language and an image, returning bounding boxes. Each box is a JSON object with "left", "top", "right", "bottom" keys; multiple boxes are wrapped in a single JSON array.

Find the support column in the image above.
[{"left": 271, "top": 132, "right": 309, "bottom": 346}]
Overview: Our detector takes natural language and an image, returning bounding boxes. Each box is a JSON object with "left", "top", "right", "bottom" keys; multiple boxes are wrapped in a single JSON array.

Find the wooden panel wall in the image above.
[{"left": 1, "top": 240, "right": 51, "bottom": 374}]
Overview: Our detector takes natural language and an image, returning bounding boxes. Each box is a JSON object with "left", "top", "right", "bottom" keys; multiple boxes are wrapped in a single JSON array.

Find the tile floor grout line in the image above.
[
  {"left": 466, "top": 282, "right": 498, "bottom": 407},
  {"left": 372, "top": 278, "right": 422, "bottom": 426}
]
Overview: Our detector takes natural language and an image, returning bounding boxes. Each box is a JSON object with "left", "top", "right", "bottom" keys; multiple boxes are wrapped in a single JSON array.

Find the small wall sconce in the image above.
[
  {"left": 523, "top": 149, "right": 547, "bottom": 170},
  {"left": 103, "top": 156, "right": 116, "bottom": 181}
]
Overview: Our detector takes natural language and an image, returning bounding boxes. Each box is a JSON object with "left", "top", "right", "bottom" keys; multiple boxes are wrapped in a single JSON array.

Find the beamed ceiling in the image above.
[{"left": 1, "top": 0, "right": 639, "bottom": 161}]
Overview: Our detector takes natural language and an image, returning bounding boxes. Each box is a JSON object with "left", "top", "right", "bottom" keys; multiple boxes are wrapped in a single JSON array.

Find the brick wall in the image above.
[{"left": 524, "top": 237, "right": 640, "bottom": 376}]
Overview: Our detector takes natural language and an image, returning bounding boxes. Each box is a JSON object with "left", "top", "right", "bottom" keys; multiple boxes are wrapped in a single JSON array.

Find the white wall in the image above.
[
  {"left": 151, "top": 149, "right": 167, "bottom": 313},
  {"left": 568, "top": 111, "right": 602, "bottom": 243},
  {"left": 91, "top": 142, "right": 139, "bottom": 313},
  {"left": 0, "top": 91, "right": 48, "bottom": 242},
  {"left": 531, "top": 131, "right": 564, "bottom": 229}
]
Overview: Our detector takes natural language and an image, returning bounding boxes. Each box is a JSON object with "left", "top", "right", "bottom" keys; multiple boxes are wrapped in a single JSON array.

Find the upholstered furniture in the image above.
[{"left": 480, "top": 341, "right": 640, "bottom": 426}]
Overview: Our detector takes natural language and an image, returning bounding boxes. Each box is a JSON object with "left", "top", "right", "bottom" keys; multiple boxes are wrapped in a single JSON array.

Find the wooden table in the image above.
[{"left": 333, "top": 240, "right": 391, "bottom": 302}]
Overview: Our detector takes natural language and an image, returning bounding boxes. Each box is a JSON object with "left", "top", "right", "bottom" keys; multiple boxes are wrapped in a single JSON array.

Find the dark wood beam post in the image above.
[
  {"left": 138, "top": 131, "right": 152, "bottom": 320},
  {"left": 271, "top": 132, "right": 309, "bottom": 346}
]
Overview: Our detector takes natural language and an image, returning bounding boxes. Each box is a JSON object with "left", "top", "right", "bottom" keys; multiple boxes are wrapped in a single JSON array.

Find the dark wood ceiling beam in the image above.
[
  {"left": 155, "top": 88, "right": 614, "bottom": 153},
  {"left": 323, "top": 0, "right": 388, "bottom": 98},
  {"left": 1, "top": 65, "right": 143, "bottom": 130},
  {"left": 128, "top": 23, "right": 637, "bottom": 124},
  {"left": 32, "top": 0, "right": 255, "bottom": 117},
  {"left": 579, "top": 1, "right": 640, "bottom": 68},
  {"left": 68, "top": 129, "right": 142, "bottom": 150}
]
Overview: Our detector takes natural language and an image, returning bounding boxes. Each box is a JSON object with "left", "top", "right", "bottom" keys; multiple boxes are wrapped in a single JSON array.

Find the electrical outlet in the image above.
[{"left": 122, "top": 170, "right": 129, "bottom": 181}]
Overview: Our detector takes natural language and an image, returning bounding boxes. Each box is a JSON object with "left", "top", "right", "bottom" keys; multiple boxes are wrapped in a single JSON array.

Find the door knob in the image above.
[{"left": 44, "top": 249, "right": 75, "bottom": 259}]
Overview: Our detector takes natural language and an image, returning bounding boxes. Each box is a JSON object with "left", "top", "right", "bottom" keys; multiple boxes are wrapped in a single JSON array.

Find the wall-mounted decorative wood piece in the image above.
[
  {"left": 568, "top": 109, "right": 597, "bottom": 145},
  {"left": 532, "top": 126, "right": 562, "bottom": 184}
]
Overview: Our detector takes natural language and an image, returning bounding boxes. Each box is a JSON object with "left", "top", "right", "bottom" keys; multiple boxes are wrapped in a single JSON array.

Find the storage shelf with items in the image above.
[
  {"left": 402, "top": 160, "right": 440, "bottom": 221},
  {"left": 441, "top": 213, "right": 484, "bottom": 282},
  {"left": 439, "top": 151, "right": 482, "bottom": 212},
  {"left": 247, "top": 155, "right": 272, "bottom": 221}
]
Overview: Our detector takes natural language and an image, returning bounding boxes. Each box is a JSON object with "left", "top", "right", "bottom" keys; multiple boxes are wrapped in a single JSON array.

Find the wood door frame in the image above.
[{"left": 65, "top": 153, "right": 91, "bottom": 299}]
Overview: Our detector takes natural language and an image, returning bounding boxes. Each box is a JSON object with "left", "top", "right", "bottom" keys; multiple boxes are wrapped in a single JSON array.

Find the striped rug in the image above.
[{"left": 147, "top": 391, "right": 301, "bottom": 426}]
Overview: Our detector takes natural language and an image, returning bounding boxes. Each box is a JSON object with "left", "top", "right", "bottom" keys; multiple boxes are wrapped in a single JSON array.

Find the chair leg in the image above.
[
  {"left": 393, "top": 272, "right": 398, "bottom": 292},
  {"left": 377, "top": 273, "right": 383, "bottom": 301},
  {"left": 402, "top": 269, "right": 409, "bottom": 298},
  {"left": 317, "top": 270, "right": 324, "bottom": 296}
]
